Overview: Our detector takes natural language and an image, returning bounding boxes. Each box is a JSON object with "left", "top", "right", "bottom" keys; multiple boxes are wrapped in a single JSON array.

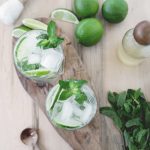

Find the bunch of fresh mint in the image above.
[
  {"left": 51, "top": 80, "right": 87, "bottom": 110},
  {"left": 100, "top": 89, "right": 150, "bottom": 150},
  {"left": 37, "top": 21, "right": 64, "bottom": 49}
]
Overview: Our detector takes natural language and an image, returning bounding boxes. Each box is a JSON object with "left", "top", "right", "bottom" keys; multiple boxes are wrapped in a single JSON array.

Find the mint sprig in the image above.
[
  {"left": 99, "top": 89, "right": 150, "bottom": 150},
  {"left": 37, "top": 21, "right": 64, "bottom": 49},
  {"left": 59, "top": 80, "right": 87, "bottom": 104},
  {"left": 19, "top": 58, "right": 40, "bottom": 71},
  {"left": 50, "top": 80, "right": 87, "bottom": 110}
]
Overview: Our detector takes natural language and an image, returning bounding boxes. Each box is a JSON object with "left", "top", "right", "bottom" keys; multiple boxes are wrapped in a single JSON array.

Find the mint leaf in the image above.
[
  {"left": 117, "top": 91, "right": 127, "bottom": 107},
  {"left": 47, "top": 20, "right": 56, "bottom": 37},
  {"left": 123, "top": 131, "right": 137, "bottom": 150},
  {"left": 134, "top": 88, "right": 142, "bottom": 99},
  {"left": 59, "top": 90, "right": 73, "bottom": 100},
  {"left": 108, "top": 91, "right": 117, "bottom": 107},
  {"left": 144, "top": 102, "right": 150, "bottom": 128},
  {"left": 59, "top": 80, "right": 70, "bottom": 89},
  {"left": 20, "top": 58, "right": 40, "bottom": 71},
  {"left": 128, "top": 140, "right": 137, "bottom": 150},
  {"left": 75, "top": 92, "right": 87, "bottom": 104},
  {"left": 125, "top": 118, "right": 142, "bottom": 128},
  {"left": 56, "top": 37, "right": 64, "bottom": 45},
  {"left": 69, "top": 80, "right": 87, "bottom": 89},
  {"left": 48, "top": 36, "right": 64, "bottom": 48},
  {"left": 36, "top": 34, "right": 48, "bottom": 40},
  {"left": 136, "top": 129, "right": 148, "bottom": 143},
  {"left": 37, "top": 21, "right": 64, "bottom": 49},
  {"left": 124, "top": 130, "right": 130, "bottom": 147},
  {"left": 100, "top": 107, "right": 122, "bottom": 129},
  {"left": 58, "top": 80, "right": 88, "bottom": 104},
  {"left": 124, "top": 102, "right": 131, "bottom": 113},
  {"left": 37, "top": 39, "right": 49, "bottom": 48}
]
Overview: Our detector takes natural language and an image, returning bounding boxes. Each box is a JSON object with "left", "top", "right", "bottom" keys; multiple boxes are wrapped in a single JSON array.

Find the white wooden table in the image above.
[{"left": 0, "top": 0, "right": 150, "bottom": 150}]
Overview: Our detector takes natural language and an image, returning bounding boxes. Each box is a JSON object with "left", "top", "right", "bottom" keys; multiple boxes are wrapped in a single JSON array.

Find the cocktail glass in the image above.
[{"left": 13, "top": 30, "right": 64, "bottom": 83}]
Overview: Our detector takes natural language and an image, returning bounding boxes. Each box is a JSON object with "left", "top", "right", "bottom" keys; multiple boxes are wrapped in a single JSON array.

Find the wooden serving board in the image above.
[{"left": 13, "top": 18, "right": 103, "bottom": 150}]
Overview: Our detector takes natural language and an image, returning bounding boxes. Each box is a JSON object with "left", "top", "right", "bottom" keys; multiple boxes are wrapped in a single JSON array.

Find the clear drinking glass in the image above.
[
  {"left": 46, "top": 81, "right": 97, "bottom": 130},
  {"left": 13, "top": 30, "right": 64, "bottom": 83}
]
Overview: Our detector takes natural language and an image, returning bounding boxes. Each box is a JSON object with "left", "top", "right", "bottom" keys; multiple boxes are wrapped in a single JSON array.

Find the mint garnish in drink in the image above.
[
  {"left": 51, "top": 80, "right": 88, "bottom": 110},
  {"left": 37, "top": 21, "right": 64, "bottom": 49},
  {"left": 19, "top": 57, "right": 40, "bottom": 71},
  {"left": 59, "top": 80, "right": 88, "bottom": 104}
]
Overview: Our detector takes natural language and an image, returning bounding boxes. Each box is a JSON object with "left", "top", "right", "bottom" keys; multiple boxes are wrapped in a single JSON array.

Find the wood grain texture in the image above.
[
  {"left": 13, "top": 18, "right": 101, "bottom": 150},
  {"left": 1, "top": 0, "right": 150, "bottom": 149}
]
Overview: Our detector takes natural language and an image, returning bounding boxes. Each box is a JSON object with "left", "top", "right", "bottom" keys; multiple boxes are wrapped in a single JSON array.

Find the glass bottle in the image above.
[{"left": 118, "top": 21, "right": 150, "bottom": 66}]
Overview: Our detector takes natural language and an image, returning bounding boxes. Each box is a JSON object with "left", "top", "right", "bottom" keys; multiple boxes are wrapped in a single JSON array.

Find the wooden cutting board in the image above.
[{"left": 12, "top": 18, "right": 104, "bottom": 150}]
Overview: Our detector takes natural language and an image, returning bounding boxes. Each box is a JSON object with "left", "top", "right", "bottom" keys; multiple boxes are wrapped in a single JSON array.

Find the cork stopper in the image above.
[{"left": 133, "top": 21, "right": 150, "bottom": 45}]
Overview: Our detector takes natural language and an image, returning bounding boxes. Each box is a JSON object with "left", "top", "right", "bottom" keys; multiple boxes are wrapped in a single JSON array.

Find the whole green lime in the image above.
[
  {"left": 75, "top": 18, "right": 104, "bottom": 46},
  {"left": 74, "top": 0, "right": 99, "bottom": 19},
  {"left": 102, "top": 0, "right": 128, "bottom": 23}
]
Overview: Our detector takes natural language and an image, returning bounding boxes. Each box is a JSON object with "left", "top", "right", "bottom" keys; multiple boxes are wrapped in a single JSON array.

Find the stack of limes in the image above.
[
  {"left": 50, "top": 0, "right": 104, "bottom": 47},
  {"left": 50, "top": 0, "right": 128, "bottom": 47}
]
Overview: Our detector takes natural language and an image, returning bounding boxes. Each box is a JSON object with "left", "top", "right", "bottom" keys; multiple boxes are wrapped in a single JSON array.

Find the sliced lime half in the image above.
[
  {"left": 12, "top": 25, "right": 31, "bottom": 38},
  {"left": 22, "top": 18, "right": 48, "bottom": 30},
  {"left": 51, "top": 9, "right": 79, "bottom": 24}
]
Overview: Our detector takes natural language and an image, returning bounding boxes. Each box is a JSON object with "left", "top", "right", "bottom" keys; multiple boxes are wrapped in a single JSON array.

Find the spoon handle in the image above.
[
  {"left": 32, "top": 101, "right": 39, "bottom": 150},
  {"left": 32, "top": 100, "right": 39, "bottom": 129}
]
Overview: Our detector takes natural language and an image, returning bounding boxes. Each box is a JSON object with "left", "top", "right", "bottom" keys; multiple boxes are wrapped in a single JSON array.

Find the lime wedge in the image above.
[
  {"left": 24, "top": 69, "right": 50, "bottom": 77},
  {"left": 22, "top": 18, "right": 48, "bottom": 30},
  {"left": 51, "top": 9, "right": 79, "bottom": 24},
  {"left": 12, "top": 25, "right": 31, "bottom": 38}
]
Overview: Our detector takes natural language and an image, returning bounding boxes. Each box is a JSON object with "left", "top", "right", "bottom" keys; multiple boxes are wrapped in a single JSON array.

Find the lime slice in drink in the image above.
[
  {"left": 22, "top": 18, "right": 48, "bottom": 30},
  {"left": 46, "top": 85, "right": 61, "bottom": 110},
  {"left": 12, "top": 25, "right": 31, "bottom": 38},
  {"left": 15, "top": 30, "right": 46, "bottom": 62},
  {"left": 53, "top": 116, "right": 81, "bottom": 128},
  {"left": 51, "top": 9, "right": 79, "bottom": 24},
  {"left": 24, "top": 69, "right": 50, "bottom": 77},
  {"left": 15, "top": 36, "right": 27, "bottom": 62}
]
